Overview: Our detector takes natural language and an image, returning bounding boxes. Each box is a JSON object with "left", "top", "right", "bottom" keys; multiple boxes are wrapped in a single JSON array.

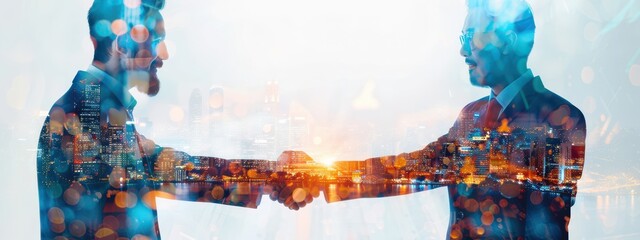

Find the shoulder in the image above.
[
  {"left": 528, "top": 78, "right": 586, "bottom": 130},
  {"left": 460, "top": 95, "right": 490, "bottom": 113},
  {"left": 49, "top": 71, "right": 100, "bottom": 116}
]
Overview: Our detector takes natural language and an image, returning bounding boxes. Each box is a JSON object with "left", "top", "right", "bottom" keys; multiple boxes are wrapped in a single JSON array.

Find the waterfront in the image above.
[
  {"left": 170, "top": 182, "right": 446, "bottom": 206},
  {"left": 160, "top": 183, "right": 640, "bottom": 239}
]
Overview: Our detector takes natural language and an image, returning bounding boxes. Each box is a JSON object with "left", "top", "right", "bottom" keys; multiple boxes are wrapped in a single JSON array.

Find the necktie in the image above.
[{"left": 484, "top": 98, "right": 502, "bottom": 129}]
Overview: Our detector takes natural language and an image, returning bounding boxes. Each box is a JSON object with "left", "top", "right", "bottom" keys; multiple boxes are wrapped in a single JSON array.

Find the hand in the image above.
[{"left": 264, "top": 179, "right": 320, "bottom": 211}]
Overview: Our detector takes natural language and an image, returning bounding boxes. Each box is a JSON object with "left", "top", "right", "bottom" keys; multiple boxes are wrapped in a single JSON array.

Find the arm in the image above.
[
  {"left": 314, "top": 105, "right": 476, "bottom": 203},
  {"left": 137, "top": 136, "right": 312, "bottom": 209},
  {"left": 131, "top": 133, "right": 266, "bottom": 208}
]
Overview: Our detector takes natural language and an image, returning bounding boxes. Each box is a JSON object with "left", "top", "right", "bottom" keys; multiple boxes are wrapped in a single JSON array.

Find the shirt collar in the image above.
[
  {"left": 489, "top": 69, "right": 534, "bottom": 115},
  {"left": 86, "top": 65, "right": 137, "bottom": 110}
]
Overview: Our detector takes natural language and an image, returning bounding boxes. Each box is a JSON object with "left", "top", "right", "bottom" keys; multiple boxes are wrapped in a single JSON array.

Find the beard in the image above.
[
  {"left": 126, "top": 70, "right": 161, "bottom": 97},
  {"left": 469, "top": 67, "right": 489, "bottom": 87},
  {"left": 146, "top": 71, "right": 160, "bottom": 96},
  {"left": 121, "top": 55, "right": 162, "bottom": 97}
]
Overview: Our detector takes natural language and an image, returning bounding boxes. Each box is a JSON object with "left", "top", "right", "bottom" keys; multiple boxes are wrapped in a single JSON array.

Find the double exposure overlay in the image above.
[{"left": 34, "top": 0, "right": 591, "bottom": 239}]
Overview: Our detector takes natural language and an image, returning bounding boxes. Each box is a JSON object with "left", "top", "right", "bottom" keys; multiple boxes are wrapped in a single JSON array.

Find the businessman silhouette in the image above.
[
  {"left": 310, "top": 0, "right": 586, "bottom": 239},
  {"left": 36, "top": 1, "right": 313, "bottom": 238}
]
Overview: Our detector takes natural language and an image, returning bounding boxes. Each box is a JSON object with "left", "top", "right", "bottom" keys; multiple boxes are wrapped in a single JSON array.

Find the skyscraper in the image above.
[
  {"left": 209, "top": 86, "right": 224, "bottom": 116},
  {"left": 74, "top": 80, "right": 101, "bottom": 179},
  {"left": 264, "top": 80, "right": 279, "bottom": 115},
  {"left": 544, "top": 137, "right": 561, "bottom": 183}
]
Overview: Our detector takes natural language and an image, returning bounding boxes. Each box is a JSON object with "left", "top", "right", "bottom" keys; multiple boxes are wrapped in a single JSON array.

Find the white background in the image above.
[{"left": 1, "top": 0, "right": 640, "bottom": 238}]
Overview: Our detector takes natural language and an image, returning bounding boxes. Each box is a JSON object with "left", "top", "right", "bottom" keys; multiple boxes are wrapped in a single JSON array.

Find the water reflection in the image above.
[{"left": 170, "top": 182, "right": 442, "bottom": 206}]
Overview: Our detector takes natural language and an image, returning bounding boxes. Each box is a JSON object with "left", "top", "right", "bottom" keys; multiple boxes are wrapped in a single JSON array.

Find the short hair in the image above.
[
  {"left": 87, "top": 0, "right": 165, "bottom": 62},
  {"left": 466, "top": 0, "right": 536, "bottom": 56}
]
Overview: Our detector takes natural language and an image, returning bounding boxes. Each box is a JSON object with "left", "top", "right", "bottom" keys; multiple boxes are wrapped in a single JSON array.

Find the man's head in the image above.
[
  {"left": 88, "top": 0, "right": 168, "bottom": 96},
  {"left": 460, "top": 0, "right": 535, "bottom": 91}
]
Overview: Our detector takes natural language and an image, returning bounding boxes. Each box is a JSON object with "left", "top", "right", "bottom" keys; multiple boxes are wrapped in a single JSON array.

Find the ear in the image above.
[{"left": 501, "top": 30, "right": 518, "bottom": 55}]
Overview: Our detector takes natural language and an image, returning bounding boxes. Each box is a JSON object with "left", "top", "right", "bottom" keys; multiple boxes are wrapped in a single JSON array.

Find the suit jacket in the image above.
[
  {"left": 36, "top": 70, "right": 170, "bottom": 239},
  {"left": 422, "top": 76, "right": 586, "bottom": 239}
]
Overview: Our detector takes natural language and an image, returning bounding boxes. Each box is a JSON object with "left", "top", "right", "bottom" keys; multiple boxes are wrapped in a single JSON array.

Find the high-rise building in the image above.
[
  {"left": 104, "top": 124, "right": 125, "bottom": 168},
  {"left": 209, "top": 86, "right": 224, "bottom": 116},
  {"left": 264, "top": 80, "right": 280, "bottom": 115},
  {"left": 364, "top": 157, "right": 386, "bottom": 177},
  {"left": 333, "top": 160, "right": 366, "bottom": 173},
  {"left": 544, "top": 137, "right": 561, "bottom": 183},
  {"left": 275, "top": 118, "right": 290, "bottom": 154},
  {"left": 74, "top": 80, "right": 101, "bottom": 179},
  {"left": 174, "top": 166, "right": 186, "bottom": 181},
  {"left": 564, "top": 144, "right": 585, "bottom": 183},
  {"left": 289, "top": 116, "right": 309, "bottom": 149},
  {"left": 276, "top": 150, "right": 314, "bottom": 171},
  {"left": 77, "top": 80, "right": 101, "bottom": 134}
]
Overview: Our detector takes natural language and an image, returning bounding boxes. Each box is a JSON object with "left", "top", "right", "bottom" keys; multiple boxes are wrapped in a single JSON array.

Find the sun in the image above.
[{"left": 320, "top": 157, "right": 336, "bottom": 166}]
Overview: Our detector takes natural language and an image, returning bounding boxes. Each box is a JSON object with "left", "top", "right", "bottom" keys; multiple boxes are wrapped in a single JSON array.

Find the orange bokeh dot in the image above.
[
  {"left": 450, "top": 228, "right": 462, "bottom": 240},
  {"left": 211, "top": 186, "right": 225, "bottom": 200},
  {"left": 488, "top": 204, "right": 501, "bottom": 215},
  {"left": 464, "top": 199, "right": 479, "bottom": 212},
  {"left": 142, "top": 190, "right": 176, "bottom": 210},
  {"left": 292, "top": 188, "right": 308, "bottom": 203},
  {"left": 63, "top": 188, "right": 80, "bottom": 206},
  {"left": 47, "top": 207, "right": 65, "bottom": 225},
  {"left": 131, "top": 25, "right": 149, "bottom": 43},
  {"left": 481, "top": 212, "right": 494, "bottom": 226},
  {"left": 50, "top": 222, "right": 66, "bottom": 234},
  {"left": 499, "top": 199, "right": 508, "bottom": 208},
  {"left": 550, "top": 196, "right": 566, "bottom": 212},
  {"left": 530, "top": 191, "right": 543, "bottom": 205},
  {"left": 499, "top": 181, "right": 522, "bottom": 198},
  {"left": 209, "top": 93, "right": 223, "bottom": 109},
  {"left": 476, "top": 227, "right": 485, "bottom": 236},
  {"left": 132, "top": 234, "right": 152, "bottom": 240},
  {"left": 115, "top": 191, "right": 133, "bottom": 208},
  {"left": 108, "top": 167, "right": 126, "bottom": 188},
  {"left": 111, "top": 19, "right": 128, "bottom": 36},
  {"left": 480, "top": 199, "right": 493, "bottom": 212},
  {"left": 95, "top": 227, "right": 118, "bottom": 240},
  {"left": 69, "top": 220, "right": 87, "bottom": 238},
  {"left": 102, "top": 215, "right": 120, "bottom": 230}
]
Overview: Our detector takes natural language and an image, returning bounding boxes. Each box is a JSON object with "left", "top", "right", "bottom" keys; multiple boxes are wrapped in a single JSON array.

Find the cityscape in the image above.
[{"left": 38, "top": 80, "right": 585, "bottom": 192}]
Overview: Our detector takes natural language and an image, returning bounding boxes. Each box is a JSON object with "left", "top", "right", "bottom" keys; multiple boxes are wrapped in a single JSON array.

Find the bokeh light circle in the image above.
[
  {"left": 581, "top": 66, "right": 594, "bottom": 84},
  {"left": 111, "top": 19, "right": 128, "bottom": 36},
  {"left": 93, "top": 20, "right": 113, "bottom": 38},
  {"left": 131, "top": 25, "right": 150, "bottom": 43}
]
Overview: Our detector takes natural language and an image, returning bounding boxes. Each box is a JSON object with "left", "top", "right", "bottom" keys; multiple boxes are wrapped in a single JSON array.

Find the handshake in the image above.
[{"left": 263, "top": 176, "right": 322, "bottom": 211}]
